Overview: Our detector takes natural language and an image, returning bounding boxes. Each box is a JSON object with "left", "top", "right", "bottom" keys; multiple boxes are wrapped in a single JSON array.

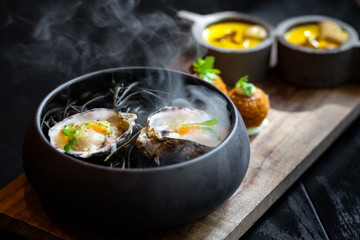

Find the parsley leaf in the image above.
[
  {"left": 235, "top": 75, "right": 255, "bottom": 97},
  {"left": 193, "top": 56, "right": 221, "bottom": 84}
]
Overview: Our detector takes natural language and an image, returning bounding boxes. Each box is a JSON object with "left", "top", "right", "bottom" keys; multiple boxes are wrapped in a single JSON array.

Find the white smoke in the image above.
[{"left": 5, "top": 0, "right": 203, "bottom": 80}]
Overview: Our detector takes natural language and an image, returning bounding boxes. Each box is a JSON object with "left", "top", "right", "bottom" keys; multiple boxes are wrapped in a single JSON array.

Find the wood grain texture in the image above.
[
  {"left": 243, "top": 113, "right": 360, "bottom": 239},
  {"left": 301, "top": 115, "right": 360, "bottom": 239},
  {"left": 1, "top": 76, "right": 360, "bottom": 240},
  {"left": 242, "top": 182, "right": 328, "bottom": 239}
]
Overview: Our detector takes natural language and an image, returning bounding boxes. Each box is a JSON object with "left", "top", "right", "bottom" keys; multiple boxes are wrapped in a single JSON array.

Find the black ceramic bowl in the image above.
[
  {"left": 276, "top": 15, "right": 360, "bottom": 87},
  {"left": 177, "top": 11, "right": 274, "bottom": 85},
  {"left": 22, "top": 67, "right": 250, "bottom": 229}
]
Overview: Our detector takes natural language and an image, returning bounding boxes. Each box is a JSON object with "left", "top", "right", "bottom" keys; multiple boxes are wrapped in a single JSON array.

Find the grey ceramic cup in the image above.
[
  {"left": 276, "top": 15, "right": 360, "bottom": 87},
  {"left": 177, "top": 10, "right": 274, "bottom": 86}
]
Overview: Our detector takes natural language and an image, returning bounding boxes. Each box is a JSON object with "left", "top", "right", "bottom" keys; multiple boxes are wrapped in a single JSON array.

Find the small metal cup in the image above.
[
  {"left": 177, "top": 10, "right": 275, "bottom": 86},
  {"left": 276, "top": 15, "right": 360, "bottom": 87}
]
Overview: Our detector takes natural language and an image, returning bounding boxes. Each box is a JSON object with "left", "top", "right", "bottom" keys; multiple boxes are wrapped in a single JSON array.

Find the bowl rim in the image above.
[
  {"left": 186, "top": 11, "right": 275, "bottom": 53},
  {"left": 276, "top": 15, "right": 359, "bottom": 54},
  {"left": 35, "top": 66, "right": 245, "bottom": 173}
]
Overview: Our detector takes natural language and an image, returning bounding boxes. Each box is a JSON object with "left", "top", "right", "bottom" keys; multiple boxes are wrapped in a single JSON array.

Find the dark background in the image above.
[{"left": 1, "top": 0, "right": 360, "bottom": 239}]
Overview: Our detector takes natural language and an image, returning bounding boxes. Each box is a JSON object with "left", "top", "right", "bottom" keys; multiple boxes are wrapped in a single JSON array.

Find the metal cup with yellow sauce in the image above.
[
  {"left": 203, "top": 22, "right": 267, "bottom": 50},
  {"left": 285, "top": 21, "right": 349, "bottom": 50},
  {"left": 177, "top": 11, "right": 274, "bottom": 85},
  {"left": 277, "top": 15, "right": 360, "bottom": 87}
]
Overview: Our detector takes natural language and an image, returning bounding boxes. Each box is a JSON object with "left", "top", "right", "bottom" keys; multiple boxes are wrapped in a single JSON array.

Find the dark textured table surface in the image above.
[{"left": 1, "top": 0, "right": 360, "bottom": 239}]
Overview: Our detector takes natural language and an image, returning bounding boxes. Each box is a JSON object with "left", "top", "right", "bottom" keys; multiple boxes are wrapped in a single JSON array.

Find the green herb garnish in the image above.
[
  {"left": 235, "top": 75, "right": 255, "bottom": 97},
  {"left": 193, "top": 56, "right": 221, "bottom": 84},
  {"left": 62, "top": 123, "right": 76, "bottom": 136},
  {"left": 61, "top": 120, "right": 112, "bottom": 153},
  {"left": 64, "top": 137, "right": 77, "bottom": 153},
  {"left": 180, "top": 117, "right": 220, "bottom": 140},
  {"left": 182, "top": 117, "right": 218, "bottom": 127}
]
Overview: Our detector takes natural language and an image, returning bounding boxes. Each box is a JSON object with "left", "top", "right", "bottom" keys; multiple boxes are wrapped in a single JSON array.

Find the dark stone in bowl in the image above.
[
  {"left": 276, "top": 15, "right": 360, "bottom": 87},
  {"left": 22, "top": 67, "right": 250, "bottom": 229},
  {"left": 177, "top": 11, "right": 274, "bottom": 85}
]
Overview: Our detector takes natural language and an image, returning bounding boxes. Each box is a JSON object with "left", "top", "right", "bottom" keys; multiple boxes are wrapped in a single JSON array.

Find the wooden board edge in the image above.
[
  {"left": 223, "top": 103, "right": 360, "bottom": 240},
  {"left": 0, "top": 211, "right": 63, "bottom": 240}
]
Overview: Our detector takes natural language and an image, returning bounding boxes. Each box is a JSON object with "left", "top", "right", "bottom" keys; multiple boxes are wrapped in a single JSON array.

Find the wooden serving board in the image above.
[{"left": 1, "top": 75, "right": 360, "bottom": 240}]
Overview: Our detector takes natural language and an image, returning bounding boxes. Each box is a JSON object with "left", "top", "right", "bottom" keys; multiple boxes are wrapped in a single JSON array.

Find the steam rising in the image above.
[
  {"left": 7, "top": 0, "right": 202, "bottom": 79},
  {"left": 5, "top": 0, "right": 231, "bottom": 160}
]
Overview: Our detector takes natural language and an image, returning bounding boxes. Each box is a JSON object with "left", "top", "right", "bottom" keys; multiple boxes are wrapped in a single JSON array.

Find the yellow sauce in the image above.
[
  {"left": 202, "top": 22, "right": 266, "bottom": 49},
  {"left": 285, "top": 22, "right": 348, "bottom": 49}
]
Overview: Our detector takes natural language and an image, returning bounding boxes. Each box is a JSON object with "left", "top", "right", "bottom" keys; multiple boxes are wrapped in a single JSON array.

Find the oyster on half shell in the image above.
[
  {"left": 136, "top": 106, "right": 228, "bottom": 160},
  {"left": 48, "top": 108, "right": 137, "bottom": 158}
]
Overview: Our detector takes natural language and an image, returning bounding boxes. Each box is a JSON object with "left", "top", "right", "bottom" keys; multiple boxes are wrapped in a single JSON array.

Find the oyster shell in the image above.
[
  {"left": 48, "top": 108, "right": 137, "bottom": 158},
  {"left": 136, "top": 106, "right": 227, "bottom": 160}
]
